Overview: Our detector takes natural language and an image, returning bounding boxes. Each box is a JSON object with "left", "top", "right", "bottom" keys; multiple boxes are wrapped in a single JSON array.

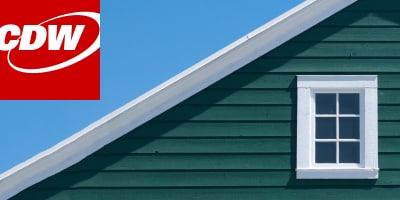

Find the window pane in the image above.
[
  {"left": 339, "top": 142, "right": 360, "bottom": 163},
  {"left": 316, "top": 117, "right": 336, "bottom": 139},
  {"left": 316, "top": 93, "right": 336, "bottom": 114},
  {"left": 316, "top": 142, "right": 336, "bottom": 163},
  {"left": 339, "top": 117, "right": 360, "bottom": 139},
  {"left": 339, "top": 93, "right": 359, "bottom": 114}
]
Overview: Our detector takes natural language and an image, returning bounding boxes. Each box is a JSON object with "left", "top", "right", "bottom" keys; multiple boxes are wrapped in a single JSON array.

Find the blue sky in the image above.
[{"left": 0, "top": 0, "right": 303, "bottom": 173}]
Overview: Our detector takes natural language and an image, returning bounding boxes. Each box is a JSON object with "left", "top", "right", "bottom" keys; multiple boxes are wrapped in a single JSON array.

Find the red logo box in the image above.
[{"left": 0, "top": 0, "right": 100, "bottom": 100}]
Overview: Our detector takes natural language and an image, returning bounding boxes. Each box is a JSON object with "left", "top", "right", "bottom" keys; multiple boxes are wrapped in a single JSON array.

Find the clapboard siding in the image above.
[
  {"left": 154, "top": 105, "right": 294, "bottom": 121},
  {"left": 94, "top": 138, "right": 293, "bottom": 154},
  {"left": 320, "top": 12, "right": 400, "bottom": 26},
  {"left": 27, "top": 171, "right": 400, "bottom": 188},
  {"left": 71, "top": 137, "right": 399, "bottom": 154},
  {"left": 64, "top": 153, "right": 400, "bottom": 171},
  {"left": 182, "top": 89, "right": 400, "bottom": 105},
  {"left": 151, "top": 104, "right": 400, "bottom": 121},
  {"left": 212, "top": 73, "right": 400, "bottom": 88},
  {"left": 266, "top": 42, "right": 400, "bottom": 57},
  {"left": 347, "top": 0, "right": 400, "bottom": 11},
  {"left": 126, "top": 121, "right": 400, "bottom": 137},
  {"left": 12, "top": 188, "right": 400, "bottom": 200},
  {"left": 293, "top": 27, "right": 400, "bottom": 42},
  {"left": 12, "top": 0, "right": 400, "bottom": 199},
  {"left": 239, "top": 59, "right": 400, "bottom": 73},
  {"left": 65, "top": 154, "right": 295, "bottom": 171},
  {"left": 126, "top": 121, "right": 295, "bottom": 137}
]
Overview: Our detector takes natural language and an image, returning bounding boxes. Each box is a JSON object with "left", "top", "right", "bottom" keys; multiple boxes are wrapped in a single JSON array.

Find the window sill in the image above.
[{"left": 296, "top": 168, "right": 379, "bottom": 179}]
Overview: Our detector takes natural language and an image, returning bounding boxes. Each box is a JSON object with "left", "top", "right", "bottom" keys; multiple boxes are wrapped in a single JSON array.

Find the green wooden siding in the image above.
[{"left": 12, "top": 0, "right": 400, "bottom": 199}]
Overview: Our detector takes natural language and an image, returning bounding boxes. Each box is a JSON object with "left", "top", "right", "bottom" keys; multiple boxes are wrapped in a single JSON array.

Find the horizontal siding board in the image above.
[
  {"left": 153, "top": 105, "right": 400, "bottom": 121},
  {"left": 94, "top": 137, "right": 399, "bottom": 154},
  {"left": 66, "top": 154, "right": 400, "bottom": 171},
  {"left": 379, "top": 122, "right": 400, "bottom": 136},
  {"left": 181, "top": 89, "right": 400, "bottom": 105},
  {"left": 380, "top": 154, "right": 400, "bottom": 169},
  {"left": 211, "top": 74, "right": 297, "bottom": 89},
  {"left": 32, "top": 171, "right": 400, "bottom": 188},
  {"left": 128, "top": 122, "right": 294, "bottom": 137},
  {"left": 347, "top": 0, "right": 400, "bottom": 11},
  {"left": 12, "top": 188, "right": 400, "bottom": 200},
  {"left": 120, "top": 121, "right": 400, "bottom": 138},
  {"left": 379, "top": 90, "right": 400, "bottom": 104},
  {"left": 95, "top": 138, "right": 292, "bottom": 154},
  {"left": 292, "top": 27, "right": 400, "bottom": 42},
  {"left": 34, "top": 171, "right": 291, "bottom": 188},
  {"left": 154, "top": 105, "right": 294, "bottom": 121},
  {"left": 379, "top": 138, "right": 400, "bottom": 153},
  {"left": 66, "top": 154, "right": 293, "bottom": 171},
  {"left": 239, "top": 59, "right": 400, "bottom": 73},
  {"left": 265, "top": 42, "right": 400, "bottom": 58},
  {"left": 213, "top": 73, "right": 400, "bottom": 89},
  {"left": 378, "top": 75, "right": 400, "bottom": 88},
  {"left": 319, "top": 12, "right": 400, "bottom": 26},
  {"left": 182, "top": 89, "right": 295, "bottom": 105},
  {"left": 379, "top": 106, "right": 400, "bottom": 120},
  {"left": 114, "top": 121, "right": 400, "bottom": 138}
]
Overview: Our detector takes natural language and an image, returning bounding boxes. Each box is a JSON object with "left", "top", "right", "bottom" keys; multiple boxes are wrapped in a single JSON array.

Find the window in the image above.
[
  {"left": 296, "top": 75, "right": 379, "bottom": 179},
  {"left": 315, "top": 92, "right": 360, "bottom": 164}
]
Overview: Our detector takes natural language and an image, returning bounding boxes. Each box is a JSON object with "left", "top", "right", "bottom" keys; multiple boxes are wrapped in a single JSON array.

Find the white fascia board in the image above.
[{"left": 0, "top": 0, "right": 358, "bottom": 199}]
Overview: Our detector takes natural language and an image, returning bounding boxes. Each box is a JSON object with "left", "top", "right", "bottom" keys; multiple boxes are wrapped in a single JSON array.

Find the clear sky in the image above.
[{"left": 0, "top": 0, "right": 303, "bottom": 173}]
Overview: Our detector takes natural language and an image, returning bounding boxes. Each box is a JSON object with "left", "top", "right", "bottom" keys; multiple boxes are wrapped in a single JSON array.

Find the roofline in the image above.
[{"left": 0, "top": 0, "right": 357, "bottom": 198}]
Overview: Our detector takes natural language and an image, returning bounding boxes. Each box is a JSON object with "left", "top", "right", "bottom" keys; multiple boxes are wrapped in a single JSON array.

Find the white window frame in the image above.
[{"left": 296, "top": 75, "right": 379, "bottom": 179}]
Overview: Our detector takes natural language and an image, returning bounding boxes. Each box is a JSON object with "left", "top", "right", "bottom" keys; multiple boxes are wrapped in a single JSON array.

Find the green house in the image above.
[{"left": 2, "top": 0, "right": 400, "bottom": 199}]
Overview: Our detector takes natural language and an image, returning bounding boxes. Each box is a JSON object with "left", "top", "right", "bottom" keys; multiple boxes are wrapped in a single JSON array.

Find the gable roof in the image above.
[{"left": 0, "top": 0, "right": 358, "bottom": 199}]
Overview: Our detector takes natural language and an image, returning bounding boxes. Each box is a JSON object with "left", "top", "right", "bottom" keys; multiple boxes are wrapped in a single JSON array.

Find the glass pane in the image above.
[
  {"left": 339, "top": 93, "right": 359, "bottom": 114},
  {"left": 316, "top": 117, "right": 336, "bottom": 139},
  {"left": 315, "top": 142, "right": 336, "bottom": 163},
  {"left": 339, "top": 142, "right": 360, "bottom": 163},
  {"left": 316, "top": 93, "right": 336, "bottom": 114},
  {"left": 339, "top": 117, "right": 360, "bottom": 139}
]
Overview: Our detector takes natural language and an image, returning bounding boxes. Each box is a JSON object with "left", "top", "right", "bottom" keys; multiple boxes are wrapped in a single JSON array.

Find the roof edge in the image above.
[{"left": 0, "top": 0, "right": 357, "bottom": 198}]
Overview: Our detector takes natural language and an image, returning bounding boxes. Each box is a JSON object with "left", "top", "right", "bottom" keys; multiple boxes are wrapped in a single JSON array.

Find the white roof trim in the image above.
[{"left": 0, "top": 0, "right": 358, "bottom": 199}]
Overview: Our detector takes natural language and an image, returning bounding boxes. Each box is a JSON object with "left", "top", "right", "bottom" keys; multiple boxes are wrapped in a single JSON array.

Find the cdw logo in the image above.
[
  {"left": 0, "top": 23, "right": 84, "bottom": 51},
  {"left": 0, "top": 0, "right": 100, "bottom": 100},
  {"left": 2, "top": 12, "right": 100, "bottom": 73}
]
